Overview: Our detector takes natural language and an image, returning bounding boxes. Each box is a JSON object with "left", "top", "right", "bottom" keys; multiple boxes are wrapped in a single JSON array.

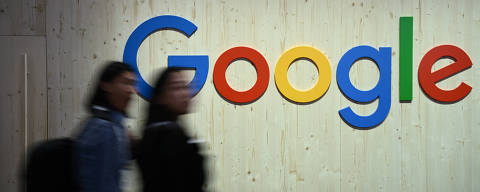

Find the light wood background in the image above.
[
  {"left": 1, "top": 0, "right": 479, "bottom": 191},
  {"left": 0, "top": 36, "right": 47, "bottom": 192}
]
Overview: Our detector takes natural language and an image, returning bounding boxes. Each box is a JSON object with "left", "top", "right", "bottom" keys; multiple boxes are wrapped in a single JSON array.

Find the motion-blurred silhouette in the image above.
[{"left": 136, "top": 68, "right": 206, "bottom": 192}]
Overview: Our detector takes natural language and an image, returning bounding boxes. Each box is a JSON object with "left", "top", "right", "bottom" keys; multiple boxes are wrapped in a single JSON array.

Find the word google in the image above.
[{"left": 123, "top": 15, "right": 473, "bottom": 129}]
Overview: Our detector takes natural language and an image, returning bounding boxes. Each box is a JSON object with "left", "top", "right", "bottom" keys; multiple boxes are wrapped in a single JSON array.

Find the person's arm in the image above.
[
  {"left": 76, "top": 121, "right": 118, "bottom": 192},
  {"left": 162, "top": 126, "right": 205, "bottom": 191},
  {"left": 128, "top": 131, "right": 139, "bottom": 160}
]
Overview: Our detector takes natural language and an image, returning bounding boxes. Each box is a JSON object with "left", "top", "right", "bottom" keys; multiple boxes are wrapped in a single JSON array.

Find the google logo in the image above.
[{"left": 123, "top": 15, "right": 473, "bottom": 129}]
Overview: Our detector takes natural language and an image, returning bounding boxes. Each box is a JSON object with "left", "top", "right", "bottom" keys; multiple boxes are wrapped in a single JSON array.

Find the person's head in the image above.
[
  {"left": 150, "top": 67, "right": 191, "bottom": 116},
  {"left": 87, "top": 61, "right": 136, "bottom": 114}
]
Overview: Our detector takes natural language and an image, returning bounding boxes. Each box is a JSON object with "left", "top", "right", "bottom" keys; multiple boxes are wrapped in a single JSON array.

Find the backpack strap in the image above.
[
  {"left": 146, "top": 121, "right": 174, "bottom": 129},
  {"left": 91, "top": 105, "right": 114, "bottom": 121}
]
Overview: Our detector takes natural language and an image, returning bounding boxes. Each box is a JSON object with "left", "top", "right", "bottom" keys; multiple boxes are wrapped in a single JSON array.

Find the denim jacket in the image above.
[{"left": 75, "top": 106, "right": 130, "bottom": 192}]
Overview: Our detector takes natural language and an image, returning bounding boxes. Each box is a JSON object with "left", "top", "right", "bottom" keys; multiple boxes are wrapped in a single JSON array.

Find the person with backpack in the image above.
[
  {"left": 136, "top": 68, "right": 206, "bottom": 192},
  {"left": 75, "top": 61, "right": 136, "bottom": 192}
]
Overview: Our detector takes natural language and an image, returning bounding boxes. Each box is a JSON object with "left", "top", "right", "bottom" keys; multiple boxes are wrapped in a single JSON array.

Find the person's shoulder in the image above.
[
  {"left": 76, "top": 117, "right": 116, "bottom": 144},
  {"left": 144, "top": 122, "right": 186, "bottom": 139},
  {"left": 145, "top": 121, "right": 178, "bottom": 132},
  {"left": 84, "top": 117, "right": 116, "bottom": 131}
]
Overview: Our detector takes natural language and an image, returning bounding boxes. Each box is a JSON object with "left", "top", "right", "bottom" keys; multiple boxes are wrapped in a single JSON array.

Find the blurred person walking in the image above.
[
  {"left": 75, "top": 61, "right": 136, "bottom": 192},
  {"left": 136, "top": 68, "right": 206, "bottom": 192}
]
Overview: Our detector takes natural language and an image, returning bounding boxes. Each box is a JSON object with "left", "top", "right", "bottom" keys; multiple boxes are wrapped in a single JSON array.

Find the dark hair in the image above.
[
  {"left": 145, "top": 67, "right": 183, "bottom": 124},
  {"left": 150, "top": 67, "right": 183, "bottom": 102},
  {"left": 87, "top": 61, "right": 134, "bottom": 112}
]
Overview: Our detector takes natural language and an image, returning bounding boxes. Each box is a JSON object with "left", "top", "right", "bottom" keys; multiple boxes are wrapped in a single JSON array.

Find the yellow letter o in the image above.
[{"left": 275, "top": 46, "right": 332, "bottom": 103}]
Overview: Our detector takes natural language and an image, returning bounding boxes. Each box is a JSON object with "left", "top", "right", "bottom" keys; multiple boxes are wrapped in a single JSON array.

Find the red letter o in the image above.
[{"left": 213, "top": 47, "right": 270, "bottom": 103}]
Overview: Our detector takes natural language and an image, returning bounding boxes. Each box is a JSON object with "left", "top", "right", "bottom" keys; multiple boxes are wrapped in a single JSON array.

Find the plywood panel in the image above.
[
  {"left": 45, "top": 0, "right": 480, "bottom": 191},
  {"left": 0, "top": 0, "right": 46, "bottom": 36},
  {"left": 0, "top": 36, "right": 47, "bottom": 192}
]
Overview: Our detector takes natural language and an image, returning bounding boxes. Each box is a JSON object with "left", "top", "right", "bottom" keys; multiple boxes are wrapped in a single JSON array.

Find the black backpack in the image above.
[
  {"left": 23, "top": 110, "right": 118, "bottom": 192},
  {"left": 23, "top": 138, "right": 78, "bottom": 192}
]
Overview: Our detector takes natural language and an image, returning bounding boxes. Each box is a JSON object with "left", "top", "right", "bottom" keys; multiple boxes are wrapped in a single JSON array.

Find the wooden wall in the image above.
[
  {"left": 2, "top": 0, "right": 480, "bottom": 191},
  {"left": 0, "top": 0, "right": 45, "bottom": 35},
  {"left": 0, "top": 0, "right": 47, "bottom": 191}
]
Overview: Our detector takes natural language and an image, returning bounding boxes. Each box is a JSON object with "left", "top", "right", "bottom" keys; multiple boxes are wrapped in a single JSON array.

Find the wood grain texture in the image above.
[
  {"left": 44, "top": 0, "right": 480, "bottom": 191},
  {"left": 0, "top": 0, "right": 46, "bottom": 36},
  {"left": 0, "top": 36, "right": 47, "bottom": 192}
]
